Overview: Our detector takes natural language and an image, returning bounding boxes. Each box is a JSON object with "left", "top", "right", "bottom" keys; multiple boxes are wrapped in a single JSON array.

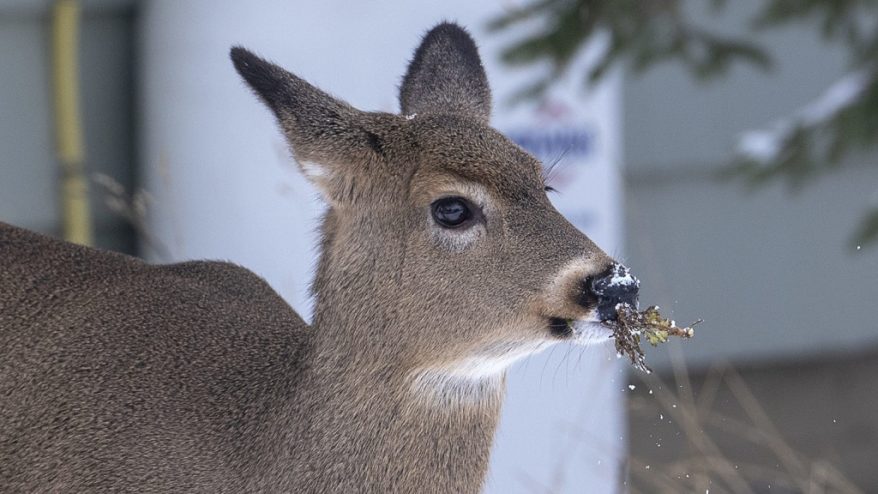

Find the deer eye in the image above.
[{"left": 431, "top": 197, "right": 475, "bottom": 229}]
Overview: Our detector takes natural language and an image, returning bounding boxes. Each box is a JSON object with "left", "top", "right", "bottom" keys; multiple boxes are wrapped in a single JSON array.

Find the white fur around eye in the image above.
[{"left": 429, "top": 220, "right": 485, "bottom": 252}]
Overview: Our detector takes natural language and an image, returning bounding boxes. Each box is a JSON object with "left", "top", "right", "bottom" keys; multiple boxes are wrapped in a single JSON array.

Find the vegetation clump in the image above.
[{"left": 608, "top": 304, "right": 700, "bottom": 373}]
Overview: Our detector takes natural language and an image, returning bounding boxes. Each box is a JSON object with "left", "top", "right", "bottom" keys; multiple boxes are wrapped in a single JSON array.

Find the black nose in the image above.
[{"left": 588, "top": 264, "right": 639, "bottom": 321}]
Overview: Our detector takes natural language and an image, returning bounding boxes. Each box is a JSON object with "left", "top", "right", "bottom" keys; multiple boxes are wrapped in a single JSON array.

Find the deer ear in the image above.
[
  {"left": 399, "top": 23, "right": 491, "bottom": 123},
  {"left": 231, "top": 47, "right": 382, "bottom": 201}
]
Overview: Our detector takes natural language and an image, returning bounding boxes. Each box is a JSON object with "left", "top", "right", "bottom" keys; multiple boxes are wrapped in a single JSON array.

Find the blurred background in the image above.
[{"left": 1, "top": 0, "right": 877, "bottom": 492}]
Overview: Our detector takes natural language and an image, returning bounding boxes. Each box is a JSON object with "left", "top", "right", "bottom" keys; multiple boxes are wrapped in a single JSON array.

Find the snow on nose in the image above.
[{"left": 590, "top": 263, "right": 640, "bottom": 321}]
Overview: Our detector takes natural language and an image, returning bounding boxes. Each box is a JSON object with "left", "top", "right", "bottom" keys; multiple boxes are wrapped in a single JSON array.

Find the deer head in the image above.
[{"left": 230, "top": 23, "right": 638, "bottom": 400}]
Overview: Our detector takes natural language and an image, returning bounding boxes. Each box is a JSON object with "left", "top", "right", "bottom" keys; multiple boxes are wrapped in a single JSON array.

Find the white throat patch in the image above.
[{"left": 409, "top": 340, "right": 555, "bottom": 406}]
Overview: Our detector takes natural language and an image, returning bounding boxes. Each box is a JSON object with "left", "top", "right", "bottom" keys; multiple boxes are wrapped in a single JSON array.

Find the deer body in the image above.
[
  {"left": 0, "top": 223, "right": 306, "bottom": 492},
  {"left": 0, "top": 23, "right": 638, "bottom": 492},
  {"left": 1, "top": 220, "right": 501, "bottom": 493}
]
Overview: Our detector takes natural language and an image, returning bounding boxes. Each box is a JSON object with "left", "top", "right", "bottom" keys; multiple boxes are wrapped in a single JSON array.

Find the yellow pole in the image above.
[{"left": 52, "top": 0, "right": 92, "bottom": 246}]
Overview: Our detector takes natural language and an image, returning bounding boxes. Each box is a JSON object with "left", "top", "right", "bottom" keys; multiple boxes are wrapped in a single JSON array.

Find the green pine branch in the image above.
[{"left": 490, "top": 0, "right": 878, "bottom": 249}]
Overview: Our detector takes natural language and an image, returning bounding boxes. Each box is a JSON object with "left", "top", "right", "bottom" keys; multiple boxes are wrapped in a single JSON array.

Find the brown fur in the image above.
[{"left": 0, "top": 23, "right": 622, "bottom": 492}]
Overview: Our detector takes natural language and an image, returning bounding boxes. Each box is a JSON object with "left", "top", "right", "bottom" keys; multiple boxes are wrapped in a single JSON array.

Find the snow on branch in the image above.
[{"left": 736, "top": 68, "right": 873, "bottom": 164}]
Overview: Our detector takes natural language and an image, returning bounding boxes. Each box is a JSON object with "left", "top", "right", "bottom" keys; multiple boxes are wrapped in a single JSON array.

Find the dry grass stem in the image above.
[
  {"left": 627, "top": 361, "right": 864, "bottom": 493},
  {"left": 93, "top": 172, "right": 171, "bottom": 260}
]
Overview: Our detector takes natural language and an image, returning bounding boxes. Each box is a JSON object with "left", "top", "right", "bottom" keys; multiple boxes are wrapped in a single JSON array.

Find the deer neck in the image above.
[
  {"left": 270, "top": 241, "right": 505, "bottom": 492},
  {"left": 273, "top": 318, "right": 504, "bottom": 493}
]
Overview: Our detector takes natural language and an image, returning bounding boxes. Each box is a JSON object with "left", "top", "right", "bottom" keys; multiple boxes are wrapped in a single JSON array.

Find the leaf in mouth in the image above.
[{"left": 606, "top": 304, "right": 700, "bottom": 373}]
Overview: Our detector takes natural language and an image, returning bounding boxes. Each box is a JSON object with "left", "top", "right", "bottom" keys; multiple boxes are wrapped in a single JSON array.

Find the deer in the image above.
[{"left": 0, "top": 22, "right": 639, "bottom": 493}]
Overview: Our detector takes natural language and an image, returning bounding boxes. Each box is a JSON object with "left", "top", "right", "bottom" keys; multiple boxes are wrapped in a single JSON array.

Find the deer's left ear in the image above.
[{"left": 399, "top": 22, "right": 492, "bottom": 123}]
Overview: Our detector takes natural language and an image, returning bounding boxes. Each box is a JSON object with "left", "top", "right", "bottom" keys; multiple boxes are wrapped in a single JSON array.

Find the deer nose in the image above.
[{"left": 587, "top": 263, "right": 640, "bottom": 321}]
